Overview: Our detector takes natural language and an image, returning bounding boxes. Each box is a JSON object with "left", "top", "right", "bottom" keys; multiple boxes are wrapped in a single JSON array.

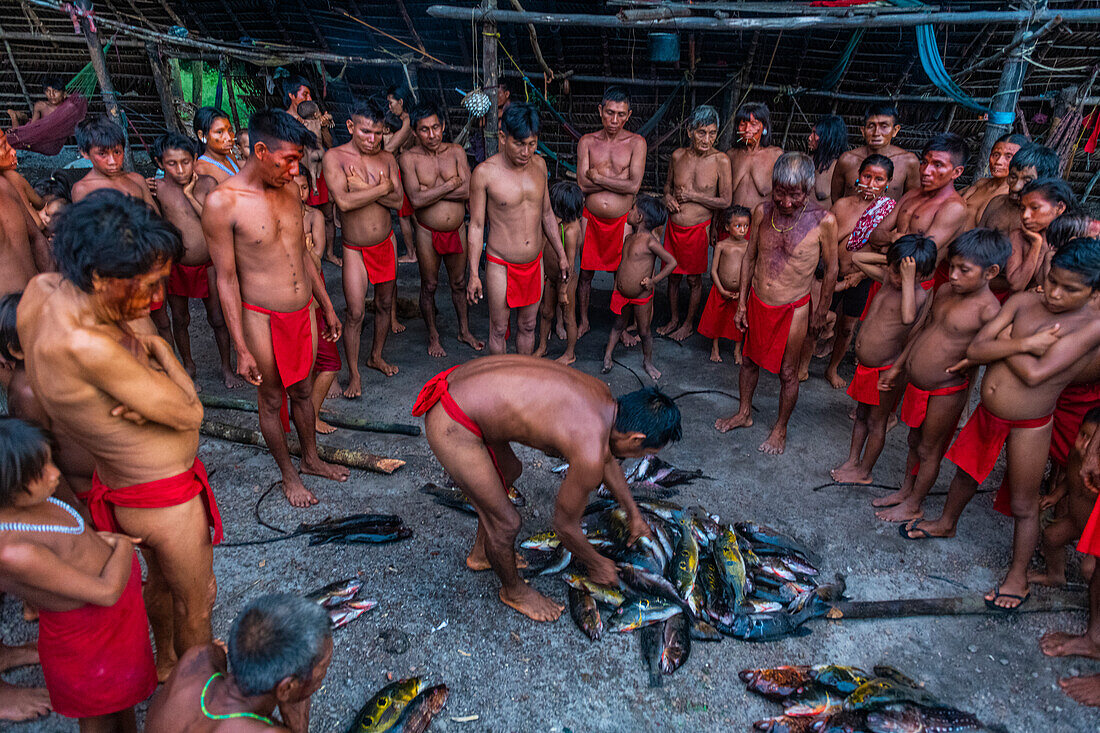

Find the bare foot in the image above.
[
  {"left": 985, "top": 581, "right": 1029, "bottom": 610},
  {"left": 458, "top": 331, "right": 485, "bottom": 351},
  {"left": 710, "top": 347, "right": 722, "bottom": 363},
  {"left": 533, "top": 342, "right": 548, "bottom": 358},
  {"left": 759, "top": 429, "right": 787, "bottom": 455},
  {"left": 656, "top": 320, "right": 678, "bottom": 336},
  {"left": 621, "top": 331, "right": 640, "bottom": 348},
  {"left": 391, "top": 318, "right": 406, "bottom": 334},
  {"left": 1028, "top": 569, "right": 1068, "bottom": 588},
  {"left": 555, "top": 321, "right": 567, "bottom": 340},
  {"left": 669, "top": 324, "right": 694, "bottom": 342},
  {"left": 577, "top": 321, "right": 591, "bottom": 339},
  {"left": 1041, "top": 631, "right": 1100, "bottom": 660},
  {"left": 601, "top": 357, "right": 613, "bottom": 374},
  {"left": 643, "top": 361, "right": 661, "bottom": 380},
  {"left": 427, "top": 338, "right": 447, "bottom": 358},
  {"left": 367, "top": 357, "right": 399, "bottom": 377},
  {"left": 875, "top": 503, "right": 923, "bottom": 523},
  {"left": 830, "top": 465, "right": 873, "bottom": 484},
  {"left": 0, "top": 642, "right": 38, "bottom": 672},
  {"left": 315, "top": 418, "right": 336, "bottom": 435},
  {"left": 824, "top": 370, "right": 847, "bottom": 389},
  {"left": 887, "top": 413, "right": 899, "bottom": 432},
  {"left": 872, "top": 487, "right": 910, "bottom": 507},
  {"left": 900, "top": 519, "right": 955, "bottom": 540},
  {"left": 301, "top": 458, "right": 351, "bottom": 482},
  {"left": 499, "top": 584, "right": 564, "bottom": 622},
  {"left": 1059, "top": 674, "right": 1100, "bottom": 707},
  {"left": 343, "top": 375, "right": 362, "bottom": 399},
  {"left": 0, "top": 682, "right": 50, "bottom": 722},
  {"left": 326, "top": 381, "right": 342, "bottom": 400},
  {"left": 466, "top": 550, "right": 528, "bottom": 571},
  {"left": 715, "top": 412, "right": 753, "bottom": 433},
  {"left": 223, "top": 370, "right": 246, "bottom": 389},
  {"left": 398, "top": 252, "right": 417, "bottom": 264},
  {"left": 798, "top": 368, "right": 810, "bottom": 382},
  {"left": 734, "top": 345, "right": 743, "bottom": 365},
  {"left": 556, "top": 352, "right": 576, "bottom": 366},
  {"left": 281, "top": 477, "right": 320, "bottom": 507},
  {"left": 324, "top": 254, "right": 343, "bottom": 267}
]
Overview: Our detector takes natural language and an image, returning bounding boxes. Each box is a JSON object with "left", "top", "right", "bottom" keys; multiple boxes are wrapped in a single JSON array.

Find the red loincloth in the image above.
[
  {"left": 305, "top": 170, "right": 329, "bottom": 206},
  {"left": 37, "top": 554, "right": 156, "bottom": 718},
  {"left": 345, "top": 232, "right": 398, "bottom": 284},
  {"left": 899, "top": 380, "right": 969, "bottom": 429},
  {"left": 932, "top": 259, "right": 950, "bottom": 291},
  {"left": 1076, "top": 492, "right": 1100, "bottom": 558},
  {"left": 166, "top": 261, "right": 211, "bottom": 299},
  {"left": 486, "top": 252, "right": 543, "bottom": 308},
  {"left": 1050, "top": 381, "right": 1100, "bottom": 466},
  {"left": 697, "top": 285, "right": 742, "bottom": 342},
  {"left": 991, "top": 286, "right": 1012, "bottom": 304},
  {"left": 663, "top": 219, "right": 709, "bottom": 275},
  {"left": 743, "top": 289, "right": 811, "bottom": 374},
  {"left": 6, "top": 93, "right": 88, "bottom": 156},
  {"left": 610, "top": 289, "right": 652, "bottom": 315},
  {"left": 412, "top": 366, "right": 506, "bottom": 489},
  {"left": 424, "top": 223, "right": 463, "bottom": 256},
  {"left": 79, "top": 458, "right": 222, "bottom": 544},
  {"left": 580, "top": 208, "right": 627, "bottom": 271},
  {"left": 242, "top": 298, "right": 315, "bottom": 432},
  {"left": 946, "top": 403, "right": 1052, "bottom": 485},
  {"left": 313, "top": 308, "right": 341, "bottom": 373},
  {"left": 846, "top": 362, "right": 893, "bottom": 406}
]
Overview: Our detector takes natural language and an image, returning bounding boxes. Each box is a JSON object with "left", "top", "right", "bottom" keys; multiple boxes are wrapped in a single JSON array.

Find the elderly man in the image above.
[{"left": 716, "top": 152, "right": 838, "bottom": 455}]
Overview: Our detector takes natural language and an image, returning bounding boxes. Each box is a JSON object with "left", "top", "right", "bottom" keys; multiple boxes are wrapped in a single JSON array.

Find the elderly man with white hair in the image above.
[
  {"left": 715, "top": 151, "right": 838, "bottom": 455},
  {"left": 658, "top": 104, "right": 733, "bottom": 341}
]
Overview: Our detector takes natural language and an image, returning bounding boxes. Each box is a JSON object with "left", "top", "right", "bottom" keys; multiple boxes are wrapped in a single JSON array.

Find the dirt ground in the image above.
[{"left": 2, "top": 256, "right": 1097, "bottom": 732}]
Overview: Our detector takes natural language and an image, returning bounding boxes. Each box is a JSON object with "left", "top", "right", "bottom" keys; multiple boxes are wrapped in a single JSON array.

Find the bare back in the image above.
[
  {"left": 751, "top": 200, "right": 830, "bottom": 305},
  {"left": 728, "top": 145, "right": 784, "bottom": 210}
]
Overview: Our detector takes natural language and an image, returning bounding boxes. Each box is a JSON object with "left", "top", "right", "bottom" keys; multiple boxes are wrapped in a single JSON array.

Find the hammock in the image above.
[{"left": 6, "top": 93, "right": 88, "bottom": 156}]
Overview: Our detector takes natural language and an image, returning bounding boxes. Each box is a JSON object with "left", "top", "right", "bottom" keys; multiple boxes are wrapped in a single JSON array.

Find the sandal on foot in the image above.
[
  {"left": 984, "top": 590, "right": 1030, "bottom": 612},
  {"left": 898, "top": 521, "right": 944, "bottom": 541}
]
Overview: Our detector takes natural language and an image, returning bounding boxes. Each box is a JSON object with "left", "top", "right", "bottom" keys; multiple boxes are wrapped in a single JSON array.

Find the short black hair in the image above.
[
  {"left": 1083, "top": 406, "right": 1100, "bottom": 427},
  {"left": 811, "top": 114, "right": 847, "bottom": 173},
  {"left": 33, "top": 177, "right": 69, "bottom": 201},
  {"left": 922, "top": 132, "right": 968, "bottom": 169},
  {"left": 1050, "top": 237, "right": 1100, "bottom": 289},
  {"left": 153, "top": 131, "right": 200, "bottom": 163},
  {"left": 1021, "top": 178, "right": 1080, "bottom": 216},
  {"left": 722, "top": 205, "right": 752, "bottom": 229},
  {"left": 410, "top": 100, "right": 444, "bottom": 130},
  {"left": 350, "top": 96, "right": 401, "bottom": 132},
  {"left": 281, "top": 75, "right": 311, "bottom": 108},
  {"left": 995, "top": 133, "right": 1029, "bottom": 147},
  {"left": 41, "top": 76, "right": 66, "bottom": 92},
  {"left": 386, "top": 85, "right": 409, "bottom": 103},
  {"left": 0, "top": 292, "right": 21, "bottom": 364},
  {"left": 75, "top": 116, "right": 125, "bottom": 153},
  {"left": 0, "top": 418, "right": 52, "bottom": 508},
  {"left": 864, "top": 104, "right": 900, "bottom": 125},
  {"left": 248, "top": 109, "right": 315, "bottom": 154},
  {"left": 500, "top": 102, "right": 539, "bottom": 140},
  {"left": 549, "top": 181, "right": 584, "bottom": 223},
  {"left": 888, "top": 233, "right": 938, "bottom": 279},
  {"left": 859, "top": 153, "right": 895, "bottom": 181},
  {"left": 193, "top": 106, "right": 230, "bottom": 139},
  {"left": 296, "top": 100, "right": 320, "bottom": 119},
  {"left": 734, "top": 102, "right": 772, "bottom": 148},
  {"left": 1046, "top": 213, "right": 1092, "bottom": 252},
  {"left": 948, "top": 227, "right": 1011, "bottom": 271},
  {"left": 228, "top": 594, "right": 331, "bottom": 697},
  {"left": 601, "top": 86, "right": 630, "bottom": 107},
  {"left": 1009, "top": 142, "right": 1060, "bottom": 178},
  {"left": 634, "top": 194, "right": 667, "bottom": 232},
  {"left": 615, "top": 388, "right": 682, "bottom": 448},
  {"left": 52, "top": 190, "right": 182, "bottom": 292}
]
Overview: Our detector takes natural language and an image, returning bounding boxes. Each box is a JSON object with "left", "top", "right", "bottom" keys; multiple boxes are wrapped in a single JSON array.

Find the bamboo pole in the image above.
[
  {"left": 147, "top": 42, "right": 181, "bottom": 133},
  {"left": 200, "top": 419, "right": 406, "bottom": 474},
  {"left": 483, "top": 0, "right": 499, "bottom": 157},
  {"left": 74, "top": 0, "right": 132, "bottom": 168},
  {"left": 191, "top": 60, "right": 203, "bottom": 107},
  {"left": 198, "top": 394, "right": 422, "bottom": 436}
]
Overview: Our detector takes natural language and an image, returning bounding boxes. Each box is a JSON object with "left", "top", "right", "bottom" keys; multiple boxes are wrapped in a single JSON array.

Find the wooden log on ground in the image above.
[
  {"left": 824, "top": 589, "right": 1086, "bottom": 621},
  {"left": 199, "top": 395, "right": 421, "bottom": 436},
  {"left": 200, "top": 419, "right": 406, "bottom": 474}
]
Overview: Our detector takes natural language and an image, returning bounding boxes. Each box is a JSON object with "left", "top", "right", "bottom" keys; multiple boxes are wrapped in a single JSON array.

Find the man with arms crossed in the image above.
[
  {"left": 400, "top": 100, "right": 483, "bottom": 358},
  {"left": 18, "top": 191, "right": 216, "bottom": 680},
  {"left": 467, "top": 103, "right": 568, "bottom": 355},
  {"left": 831, "top": 104, "right": 920, "bottom": 203},
  {"left": 576, "top": 87, "right": 647, "bottom": 337},
  {"left": 716, "top": 152, "right": 838, "bottom": 455},
  {"left": 323, "top": 98, "right": 405, "bottom": 388},
  {"left": 203, "top": 110, "right": 348, "bottom": 508}
]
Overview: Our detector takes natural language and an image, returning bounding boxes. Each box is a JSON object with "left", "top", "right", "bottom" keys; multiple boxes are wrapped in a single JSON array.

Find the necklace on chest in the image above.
[
  {"left": 770, "top": 204, "right": 808, "bottom": 233},
  {"left": 0, "top": 498, "right": 85, "bottom": 535}
]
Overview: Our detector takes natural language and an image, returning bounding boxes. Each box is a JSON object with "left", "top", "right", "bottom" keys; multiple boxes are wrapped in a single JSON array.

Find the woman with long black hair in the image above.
[{"left": 808, "top": 114, "right": 847, "bottom": 202}]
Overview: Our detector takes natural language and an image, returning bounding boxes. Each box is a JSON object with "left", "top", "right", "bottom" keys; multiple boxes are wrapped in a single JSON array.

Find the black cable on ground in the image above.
[
  {"left": 812, "top": 480, "right": 995, "bottom": 496},
  {"left": 219, "top": 482, "right": 302, "bottom": 548}
]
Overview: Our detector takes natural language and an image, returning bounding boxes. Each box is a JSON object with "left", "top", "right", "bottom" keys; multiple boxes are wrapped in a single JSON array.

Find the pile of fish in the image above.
[
  {"left": 347, "top": 677, "right": 448, "bottom": 733},
  {"left": 296, "top": 513, "right": 413, "bottom": 545},
  {"left": 741, "top": 664, "right": 990, "bottom": 732},
  {"left": 306, "top": 577, "right": 378, "bottom": 630}
]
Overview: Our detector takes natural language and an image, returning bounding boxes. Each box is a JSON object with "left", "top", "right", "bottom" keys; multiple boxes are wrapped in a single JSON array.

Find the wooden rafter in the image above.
[
  {"left": 262, "top": 0, "right": 295, "bottom": 46},
  {"left": 395, "top": 0, "right": 428, "bottom": 53},
  {"left": 216, "top": 0, "right": 248, "bottom": 39},
  {"left": 293, "top": 0, "right": 331, "bottom": 52}
]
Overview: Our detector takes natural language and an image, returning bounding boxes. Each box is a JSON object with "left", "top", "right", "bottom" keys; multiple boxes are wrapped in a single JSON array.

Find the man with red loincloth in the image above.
[
  {"left": 204, "top": 110, "right": 349, "bottom": 508},
  {"left": 467, "top": 103, "right": 568, "bottom": 355},
  {"left": 575, "top": 87, "right": 647, "bottom": 337},
  {"left": 715, "top": 152, "right": 838, "bottom": 455},
  {"left": 18, "top": 191, "right": 216, "bottom": 680},
  {"left": 658, "top": 105, "right": 732, "bottom": 341}
]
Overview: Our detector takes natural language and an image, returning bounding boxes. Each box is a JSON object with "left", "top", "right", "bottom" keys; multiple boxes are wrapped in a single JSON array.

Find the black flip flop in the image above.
[
  {"left": 898, "top": 521, "right": 943, "bottom": 541},
  {"left": 984, "top": 590, "right": 1030, "bottom": 612}
]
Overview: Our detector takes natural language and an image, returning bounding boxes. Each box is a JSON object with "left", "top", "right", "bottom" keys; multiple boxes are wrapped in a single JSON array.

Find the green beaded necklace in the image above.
[{"left": 200, "top": 673, "right": 276, "bottom": 726}]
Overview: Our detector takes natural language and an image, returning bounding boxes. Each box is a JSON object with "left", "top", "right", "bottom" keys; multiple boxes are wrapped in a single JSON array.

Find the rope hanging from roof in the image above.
[{"left": 818, "top": 29, "right": 863, "bottom": 90}]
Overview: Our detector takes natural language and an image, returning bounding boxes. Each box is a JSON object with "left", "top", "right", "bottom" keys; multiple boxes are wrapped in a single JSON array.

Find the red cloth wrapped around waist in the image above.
[
  {"left": 38, "top": 554, "right": 157, "bottom": 718},
  {"left": 697, "top": 285, "right": 742, "bottom": 342},
  {"left": 487, "top": 252, "right": 543, "bottom": 308},
  {"left": 948, "top": 403, "right": 1052, "bottom": 487},
  {"left": 345, "top": 232, "right": 397, "bottom": 284},
  {"left": 313, "top": 307, "right": 341, "bottom": 373},
  {"left": 1050, "top": 381, "right": 1100, "bottom": 466},
  {"left": 1077, "top": 491, "right": 1100, "bottom": 558},
  {"left": 846, "top": 362, "right": 893, "bottom": 406},
  {"left": 166, "top": 260, "right": 211, "bottom": 299},
  {"left": 743, "top": 288, "right": 811, "bottom": 374},
  {"left": 610, "top": 288, "right": 653, "bottom": 315},
  {"left": 242, "top": 298, "right": 314, "bottom": 390},
  {"left": 424, "top": 223, "right": 464, "bottom": 256},
  {"left": 663, "top": 219, "right": 709, "bottom": 275},
  {"left": 899, "top": 380, "right": 968, "bottom": 429},
  {"left": 80, "top": 458, "right": 222, "bottom": 544},
  {"left": 580, "top": 208, "right": 627, "bottom": 271}
]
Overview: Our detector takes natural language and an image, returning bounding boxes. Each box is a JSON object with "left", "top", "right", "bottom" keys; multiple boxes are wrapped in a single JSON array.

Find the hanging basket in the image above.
[{"left": 462, "top": 89, "right": 493, "bottom": 118}]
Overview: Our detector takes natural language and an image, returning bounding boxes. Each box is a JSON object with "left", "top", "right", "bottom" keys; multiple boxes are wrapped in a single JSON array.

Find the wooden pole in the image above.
[
  {"left": 224, "top": 71, "right": 242, "bottom": 132},
  {"left": 146, "top": 42, "right": 181, "bottom": 133},
  {"left": 482, "top": 0, "right": 499, "bottom": 156},
  {"left": 191, "top": 59, "right": 204, "bottom": 107},
  {"left": 0, "top": 23, "right": 33, "bottom": 112},
  {"left": 978, "top": 2, "right": 1041, "bottom": 176},
  {"left": 75, "top": 0, "right": 131, "bottom": 167}
]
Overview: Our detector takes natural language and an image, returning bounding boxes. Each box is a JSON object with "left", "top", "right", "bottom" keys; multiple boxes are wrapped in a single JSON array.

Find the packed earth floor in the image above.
[{"left": 2, "top": 261, "right": 1097, "bottom": 732}]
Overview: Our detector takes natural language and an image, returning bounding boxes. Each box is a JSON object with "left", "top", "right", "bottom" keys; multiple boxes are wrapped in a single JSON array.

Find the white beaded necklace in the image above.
[{"left": 0, "top": 498, "right": 85, "bottom": 535}]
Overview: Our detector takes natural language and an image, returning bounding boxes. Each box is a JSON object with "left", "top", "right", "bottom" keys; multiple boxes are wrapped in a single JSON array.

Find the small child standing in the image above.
[
  {"left": 602, "top": 195, "right": 677, "bottom": 380},
  {"left": 536, "top": 181, "right": 583, "bottom": 365},
  {"left": 874, "top": 229, "right": 1010, "bottom": 522},
  {"left": 830, "top": 234, "right": 937, "bottom": 485},
  {"left": 0, "top": 418, "right": 156, "bottom": 730},
  {"left": 698, "top": 206, "right": 750, "bottom": 364}
]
